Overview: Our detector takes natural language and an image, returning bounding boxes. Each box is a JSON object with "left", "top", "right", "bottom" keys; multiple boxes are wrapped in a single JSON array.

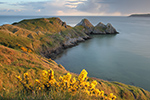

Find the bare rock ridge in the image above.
[
  {"left": 76, "top": 18, "right": 118, "bottom": 34},
  {"left": 76, "top": 19, "right": 94, "bottom": 34}
]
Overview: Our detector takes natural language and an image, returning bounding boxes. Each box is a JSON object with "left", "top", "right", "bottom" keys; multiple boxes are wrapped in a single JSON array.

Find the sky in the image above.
[{"left": 0, "top": 0, "right": 150, "bottom": 16}]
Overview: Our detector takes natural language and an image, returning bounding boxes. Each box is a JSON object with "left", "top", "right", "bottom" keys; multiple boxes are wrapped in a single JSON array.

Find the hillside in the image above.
[
  {"left": 0, "top": 45, "right": 150, "bottom": 100},
  {"left": 0, "top": 17, "right": 117, "bottom": 59},
  {"left": 0, "top": 17, "right": 150, "bottom": 99},
  {"left": 0, "top": 18, "right": 89, "bottom": 59}
]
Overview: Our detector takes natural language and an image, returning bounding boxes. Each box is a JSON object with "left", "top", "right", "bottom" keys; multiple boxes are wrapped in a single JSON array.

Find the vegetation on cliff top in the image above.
[
  {"left": 0, "top": 17, "right": 88, "bottom": 58},
  {"left": 13, "top": 17, "right": 69, "bottom": 33},
  {"left": 0, "top": 17, "right": 150, "bottom": 100}
]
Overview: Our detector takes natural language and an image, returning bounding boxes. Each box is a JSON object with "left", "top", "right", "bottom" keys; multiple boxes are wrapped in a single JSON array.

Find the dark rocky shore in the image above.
[{"left": 49, "top": 18, "right": 118, "bottom": 59}]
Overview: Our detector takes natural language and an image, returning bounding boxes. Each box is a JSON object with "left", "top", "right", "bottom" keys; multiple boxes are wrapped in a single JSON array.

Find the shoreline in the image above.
[
  {"left": 49, "top": 36, "right": 91, "bottom": 59},
  {"left": 50, "top": 33, "right": 118, "bottom": 60}
]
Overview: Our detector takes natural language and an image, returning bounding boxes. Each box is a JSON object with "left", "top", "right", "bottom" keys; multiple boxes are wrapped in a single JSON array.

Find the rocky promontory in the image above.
[
  {"left": 0, "top": 17, "right": 118, "bottom": 59},
  {"left": 76, "top": 18, "right": 118, "bottom": 34},
  {"left": 76, "top": 19, "right": 94, "bottom": 34}
]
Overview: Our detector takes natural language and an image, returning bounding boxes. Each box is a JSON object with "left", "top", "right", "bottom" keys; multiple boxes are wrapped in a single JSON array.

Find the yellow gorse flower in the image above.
[
  {"left": 16, "top": 69, "right": 116, "bottom": 100},
  {"left": 78, "top": 69, "right": 88, "bottom": 82}
]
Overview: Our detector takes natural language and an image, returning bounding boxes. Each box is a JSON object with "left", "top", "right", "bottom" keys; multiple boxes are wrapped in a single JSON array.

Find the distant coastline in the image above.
[{"left": 129, "top": 14, "right": 150, "bottom": 17}]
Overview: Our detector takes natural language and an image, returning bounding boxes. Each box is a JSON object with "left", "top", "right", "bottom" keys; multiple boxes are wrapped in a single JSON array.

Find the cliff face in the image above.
[{"left": 0, "top": 17, "right": 118, "bottom": 59}]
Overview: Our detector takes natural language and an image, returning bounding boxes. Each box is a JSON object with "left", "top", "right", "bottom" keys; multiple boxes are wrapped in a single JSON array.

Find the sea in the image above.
[{"left": 1, "top": 15, "right": 150, "bottom": 91}]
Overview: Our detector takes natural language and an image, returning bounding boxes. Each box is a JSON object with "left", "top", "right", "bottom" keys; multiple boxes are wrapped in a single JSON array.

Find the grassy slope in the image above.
[
  {"left": 0, "top": 18, "right": 88, "bottom": 58},
  {"left": 13, "top": 17, "right": 67, "bottom": 33},
  {"left": 0, "top": 17, "right": 150, "bottom": 99},
  {"left": 0, "top": 45, "right": 150, "bottom": 100},
  {"left": 0, "top": 45, "right": 67, "bottom": 96}
]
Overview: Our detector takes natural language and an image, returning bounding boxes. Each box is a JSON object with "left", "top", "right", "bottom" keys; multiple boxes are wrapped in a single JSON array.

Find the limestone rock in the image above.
[
  {"left": 105, "top": 23, "right": 117, "bottom": 34},
  {"left": 63, "top": 37, "right": 85, "bottom": 47},
  {"left": 93, "top": 22, "right": 107, "bottom": 34},
  {"left": 76, "top": 19, "right": 94, "bottom": 34},
  {"left": 76, "top": 19, "right": 118, "bottom": 34}
]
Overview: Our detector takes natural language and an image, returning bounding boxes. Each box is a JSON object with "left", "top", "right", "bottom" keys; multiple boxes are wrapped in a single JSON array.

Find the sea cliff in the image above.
[{"left": 0, "top": 17, "right": 118, "bottom": 59}]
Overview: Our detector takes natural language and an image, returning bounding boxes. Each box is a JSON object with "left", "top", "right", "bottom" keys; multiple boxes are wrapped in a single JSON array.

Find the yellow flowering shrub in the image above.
[
  {"left": 16, "top": 72, "right": 33, "bottom": 92},
  {"left": 20, "top": 47, "right": 27, "bottom": 52},
  {"left": 15, "top": 43, "right": 32, "bottom": 53},
  {"left": 16, "top": 69, "right": 116, "bottom": 100}
]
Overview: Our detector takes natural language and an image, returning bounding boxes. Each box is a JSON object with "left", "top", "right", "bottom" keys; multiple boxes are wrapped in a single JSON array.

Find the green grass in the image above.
[
  {"left": 0, "top": 31, "right": 32, "bottom": 49},
  {"left": 15, "top": 17, "right": 67, "bottom": 33}
]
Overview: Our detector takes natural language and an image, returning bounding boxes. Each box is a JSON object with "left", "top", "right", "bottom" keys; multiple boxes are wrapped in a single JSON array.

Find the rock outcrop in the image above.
[
  {"left": 105, "top": 23, "right": 117, "bottom": 34},
  {"left": 93, "top": 22, "right": 107, "bottom": 34},
  {"left": 0, "top": 17, "right": 118, "bottom": 59},
  {"left": 76, "top": 19, "right": 94, "bottom": 34},
  {"left": 76, "top": 19, "right": 118, "bottom": 34},
  {"left": 63, "top": 37, "right": 84, "bottom": 47}
]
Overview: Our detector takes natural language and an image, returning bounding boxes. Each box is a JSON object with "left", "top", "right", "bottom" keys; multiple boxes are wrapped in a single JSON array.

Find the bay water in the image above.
[
  {"left": 56, "top": 16, "right": 150, "bottom": 91},
  {"left": 0, "top": 16, "right": 150, "bottom": 91}
]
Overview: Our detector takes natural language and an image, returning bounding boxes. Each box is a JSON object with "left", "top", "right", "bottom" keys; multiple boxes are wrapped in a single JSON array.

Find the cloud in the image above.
[
  {"left": 75, "top": 0, "right": 121, "bottom": 16},
  {"left": 104, "top": 0, "right": 150, "bottom": 14},
  {"left": 0, "top": 2, "right": 6, "bottom": 4},
  {"left": 0, "top": 9, "right": 22, "bottom": 16},
  {"left": 65, "top": 0, "right": 86, "bottom": 8},
  {"left": 76, "top": 0, "right": 150, "bottom": 15},
  {"left": 3, "top": 0, "right": 91, "bottom": 15},
  {"left": 4, "top": 1, "right": 63, "bottom": 15},
  {"left": 1, "top": 0, "right": 150, "bottom": 16},
  {"left": 76, "top": 0, "right": 102, "bottom": 13}
]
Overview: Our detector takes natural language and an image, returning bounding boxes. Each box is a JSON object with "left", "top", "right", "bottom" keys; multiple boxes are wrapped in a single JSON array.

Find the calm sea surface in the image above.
[{"left": 1, "top": 16, "right": 150, "bottom": 91}]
